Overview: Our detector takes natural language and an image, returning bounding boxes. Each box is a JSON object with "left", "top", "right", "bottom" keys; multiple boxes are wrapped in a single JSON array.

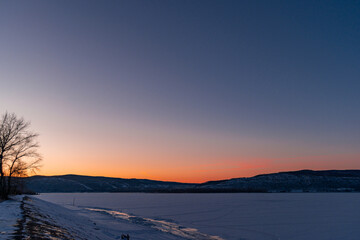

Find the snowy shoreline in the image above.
[
  {"left": 1, "top": 196, "right": 117, "bottom": 240},
  {"left": 0, "top": 196, "right": 223, "bottom": 240}
]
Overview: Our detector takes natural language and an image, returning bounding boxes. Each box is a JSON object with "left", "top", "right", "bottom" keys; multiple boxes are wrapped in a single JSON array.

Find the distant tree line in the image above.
[{"left": 0, "top": 112, "right": 41, "bottom": 199}]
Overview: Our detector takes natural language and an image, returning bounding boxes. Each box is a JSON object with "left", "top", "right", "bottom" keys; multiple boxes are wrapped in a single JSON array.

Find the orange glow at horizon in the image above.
[
  {"left": 36, "top": 154, "right": 360, "bottom": 183},
  {"left": 17, "top": 102, "right": 360, "bottom": 184}
]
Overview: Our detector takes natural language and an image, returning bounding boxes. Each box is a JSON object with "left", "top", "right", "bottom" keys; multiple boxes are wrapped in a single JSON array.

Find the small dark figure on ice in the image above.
[{"left": 121, "top": 233, "right": 130, "bottom": 240}]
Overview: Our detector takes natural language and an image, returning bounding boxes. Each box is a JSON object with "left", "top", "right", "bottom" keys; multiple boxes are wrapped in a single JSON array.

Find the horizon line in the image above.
[{"left": 28, "top": 168, "right": 360, "bottom": 184}]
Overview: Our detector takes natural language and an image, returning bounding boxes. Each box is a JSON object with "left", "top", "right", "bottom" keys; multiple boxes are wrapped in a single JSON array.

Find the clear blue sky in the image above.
[{"left": 0, "top": 0, "right": 359, "bottom": 182}]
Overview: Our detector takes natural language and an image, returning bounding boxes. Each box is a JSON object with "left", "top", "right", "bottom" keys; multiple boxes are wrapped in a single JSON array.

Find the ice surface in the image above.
[{"left": 36, "top": 193, "right": 360, "bottom": 240}]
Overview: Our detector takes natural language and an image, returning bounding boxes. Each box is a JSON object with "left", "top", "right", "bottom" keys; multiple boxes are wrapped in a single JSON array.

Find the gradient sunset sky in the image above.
[{"left": 1, "top": 0, "right": 359, "bottom": 183}]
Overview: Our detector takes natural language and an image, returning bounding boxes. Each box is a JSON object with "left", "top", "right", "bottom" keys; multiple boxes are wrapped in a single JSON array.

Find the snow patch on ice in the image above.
[{"left": 86, "top": 207, "right": 224, "bottom": 240}]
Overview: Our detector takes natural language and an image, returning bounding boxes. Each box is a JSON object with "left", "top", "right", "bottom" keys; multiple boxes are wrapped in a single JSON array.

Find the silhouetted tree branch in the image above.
[{"left": 0, "top": 112, "right": 42, "bottom": 199}]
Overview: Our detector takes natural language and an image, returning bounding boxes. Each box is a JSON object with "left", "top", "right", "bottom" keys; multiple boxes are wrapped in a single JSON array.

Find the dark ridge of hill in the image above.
[
  {"left": 24, "top": 170, "right": 360, "bottom": 193},
  {"left": 198, "top": 170, "right": 360, "bottom": 192},
  {"left": 24, "top": 175, "right": 195, "bottom": 193}
]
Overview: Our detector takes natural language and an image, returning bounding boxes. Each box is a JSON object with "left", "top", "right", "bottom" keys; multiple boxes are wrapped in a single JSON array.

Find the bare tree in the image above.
[{"left": 0, "top": 112, "right": 41, "bottom": 199}]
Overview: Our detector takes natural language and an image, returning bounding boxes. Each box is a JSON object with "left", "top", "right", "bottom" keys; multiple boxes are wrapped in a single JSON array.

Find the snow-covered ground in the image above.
[
  {"left": 0, "top": 196, "right": 122, "bottom": 239},
  {"left": 0, "top": 197, "right": 21, "bottom": 240},
  {"left": 36, "top": 192, "right": 360, "bottom": 240}
]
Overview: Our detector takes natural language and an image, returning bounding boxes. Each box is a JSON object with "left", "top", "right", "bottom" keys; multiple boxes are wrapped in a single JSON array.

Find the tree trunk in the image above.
[
  {"left": 6, "top": 174, "right": 12, "bottom": 197},
  {"left": 0, "top": 154, "right": 6, "bottom": 199}
]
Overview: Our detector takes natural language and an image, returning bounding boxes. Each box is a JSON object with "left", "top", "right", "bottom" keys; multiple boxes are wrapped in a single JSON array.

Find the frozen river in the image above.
[{"left": 36, "top": 193, "right": 360, "bottom": 240}]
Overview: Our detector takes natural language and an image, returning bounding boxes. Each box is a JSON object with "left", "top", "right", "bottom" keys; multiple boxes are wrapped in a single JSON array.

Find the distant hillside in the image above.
[
  {"left": 197, "top": 170, "right": 360, "bottom": 192},
  {"left": 24, "top": 170, "right": 360, "bottom": 193},
  {"left": 24, "top": 175, "right": 194, "bottom": 193}
]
